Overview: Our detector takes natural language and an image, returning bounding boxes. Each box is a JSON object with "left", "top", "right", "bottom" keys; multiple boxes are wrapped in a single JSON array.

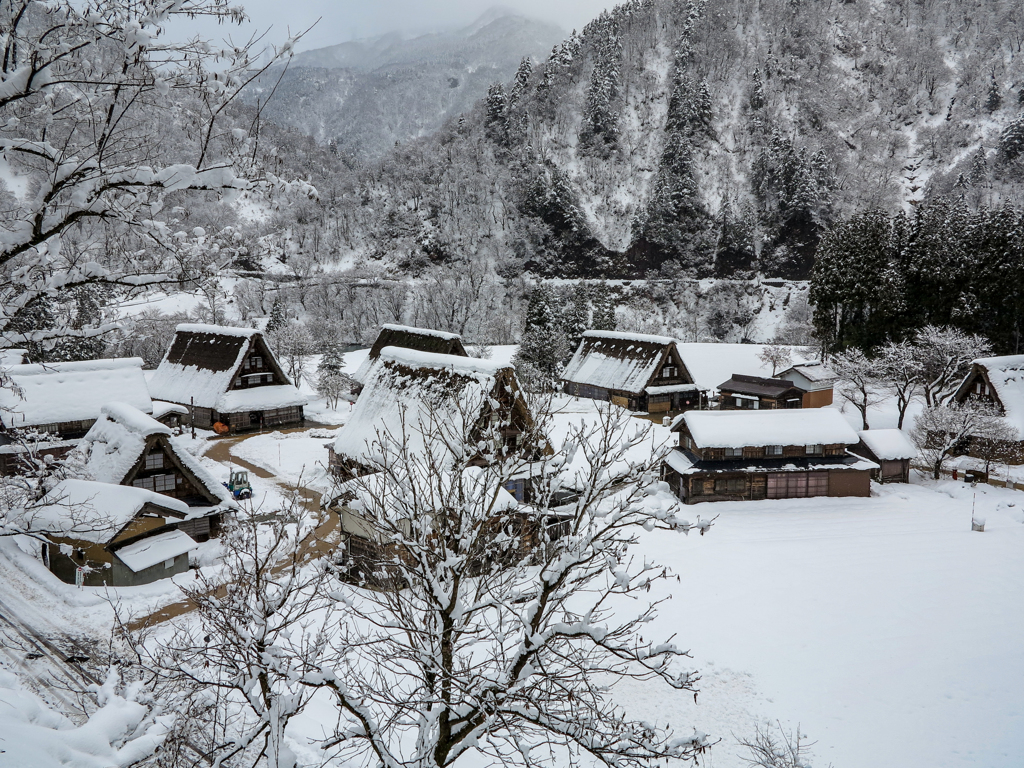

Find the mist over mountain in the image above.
[
  {"left": 244, "top": 8, "right": 564, "bottom": 161},
  {"left": 308, "top": 0, "right": 1024, "bottom": 280}
]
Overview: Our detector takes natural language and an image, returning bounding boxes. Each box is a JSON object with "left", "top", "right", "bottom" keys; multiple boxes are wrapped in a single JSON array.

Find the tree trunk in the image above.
[{"left": 933, "top": 458, "right": 942, "bottom": 480}]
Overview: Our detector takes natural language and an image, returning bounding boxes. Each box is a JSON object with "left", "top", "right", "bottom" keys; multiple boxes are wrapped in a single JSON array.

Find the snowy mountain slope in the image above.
[
  {"left": 324, "top": 0, "right": 1024, "bottom": 279},
  {"left": 245, "top": 9, "right": 564, "bottom": 161}
]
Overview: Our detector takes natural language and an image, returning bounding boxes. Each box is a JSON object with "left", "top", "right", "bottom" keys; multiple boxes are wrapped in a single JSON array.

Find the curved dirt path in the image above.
[{"left": 127, "top": 427, "right": 342, "bottom": 631}]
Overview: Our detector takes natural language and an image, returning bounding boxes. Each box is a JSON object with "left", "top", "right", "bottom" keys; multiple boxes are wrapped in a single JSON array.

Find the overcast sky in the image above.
[{"left": 175, "top": 1, "right": 614, "bottom": 53}]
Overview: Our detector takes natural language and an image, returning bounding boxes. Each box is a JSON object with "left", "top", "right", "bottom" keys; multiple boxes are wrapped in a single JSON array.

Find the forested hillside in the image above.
[{"left": 302, "top": 0, "right": 1024, "bottom": 280}]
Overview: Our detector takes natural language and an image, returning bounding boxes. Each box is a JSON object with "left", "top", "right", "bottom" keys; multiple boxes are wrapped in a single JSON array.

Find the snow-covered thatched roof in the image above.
[
  {"left": 957, "top": 355, "right": 1024, "bottom": 439},
  {"left": 147, "top": 324, "right": 306, "bottom": 412},
  {"left": 0, "top": 358, "right": 151, "bottom": 429},
  {"left": 673, "top": 408, "right": 859, "bottom": 449},
  {"left": 857, "top": 429, "right": 917, "bottom": 461},
  {"left": 28, "top": 479, "right": 188, "bottom": 544},
  {"left": 561, "top": 330, "right": 682, "bottom": 395},
  {"left": 353, "top": 324, "right": 469, "bottom": 384},
  {"left": 78, "top": 403, "right": 232, "bottom": 505},
  {"left": 333, "top": 347, "right": 526, "bottom": 472}
]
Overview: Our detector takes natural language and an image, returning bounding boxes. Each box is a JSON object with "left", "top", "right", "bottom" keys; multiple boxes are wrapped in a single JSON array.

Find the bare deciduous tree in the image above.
[
  {"left": 758, "top": 343, "right": 793, "bottom": 377},
  {"left": 831, "top": 349, "right": 885, "bottom": 430},
  {"left": 910, "top": 399, "right": 1008, "bottom": 479},
  {"left": 911, "top": 326, "right": 992, "bottom": 407}
]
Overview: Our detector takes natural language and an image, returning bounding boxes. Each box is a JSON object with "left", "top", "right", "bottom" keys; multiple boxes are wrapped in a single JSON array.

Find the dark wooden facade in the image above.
[
  {"left": 665, "top": 420, "right": 872, "bottom": 504},
  {"left": 562, "top": 334, "right": 701, "bottom": 413},
  {"left": 717, "top": 374, "right": 807, "bottom": 411}
]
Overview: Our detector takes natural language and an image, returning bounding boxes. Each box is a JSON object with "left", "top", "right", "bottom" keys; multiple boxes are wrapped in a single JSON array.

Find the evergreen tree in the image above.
[
  {"left": 6, "top": 296, "right": 57, "bottom": 362},
  {"left": 748, "top": 67, "right": 766, "bottom": 111},
  {"left": 563, "top": 283, "right": 591, "bottom": 355},
  {"left": 51, "top": 286, "right": 106, "bottom": 362},
  {"left": 590, "top": 283, "right": 617, "bottom": 330},
  {"left": 316, "top": 343, "right": 349, "bottom": 409},
  {"left": 985, "top": 74, "right": 1002, "bottom": 113},
  {"left": 1000, "top": 111, "right": 1024, "bottom": 162},
  {"left": 266, "top": 296, "right": 287, "bottom": 333},
  {"left": 579, "top": 13, "right": 621, "bottom": 156},
  {"left": 485, "top": 83, "right": 510, "bottom": 147},
  {"left": 509, "top": 58, "right": 533, "bottom": 107},
  {"left": 512, "top": 285, "right": 568, "bottom": 389}
]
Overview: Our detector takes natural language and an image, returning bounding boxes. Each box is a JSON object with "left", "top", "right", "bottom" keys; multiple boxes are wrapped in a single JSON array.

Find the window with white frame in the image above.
[
  {"left": 724, "top": 447, "right": 743, "bottom": 458},
  {"left": 145, "top": 452, "right": 163, "bottom": 470},
  {"left": 805, "top": 444, "right": 823, "bottom": 455},
  {"left": 766, "top": 445, "right": 783, "bottom": 456}
]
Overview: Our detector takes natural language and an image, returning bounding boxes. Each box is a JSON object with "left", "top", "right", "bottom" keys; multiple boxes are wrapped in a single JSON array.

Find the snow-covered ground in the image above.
[{"left": 2, "top": 379, "right": 1023, "bottom": 766}]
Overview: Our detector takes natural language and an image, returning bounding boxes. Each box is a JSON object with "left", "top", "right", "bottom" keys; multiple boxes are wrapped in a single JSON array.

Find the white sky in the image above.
[{"left": 173, "top": 1, "right": 614, "bottom": 53}]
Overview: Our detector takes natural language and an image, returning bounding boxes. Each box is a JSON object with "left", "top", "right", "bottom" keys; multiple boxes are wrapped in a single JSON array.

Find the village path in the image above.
[{"left": 127, "top": 423, "right": 343, "bottom": 631}]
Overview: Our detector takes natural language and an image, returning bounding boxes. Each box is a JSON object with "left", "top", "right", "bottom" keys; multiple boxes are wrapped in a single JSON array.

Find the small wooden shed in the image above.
[{"left": 851, "top": 429, "right": 918, "bottom": 483}]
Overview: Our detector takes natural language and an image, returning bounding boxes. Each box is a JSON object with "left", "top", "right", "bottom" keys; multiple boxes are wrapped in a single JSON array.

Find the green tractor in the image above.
[{"left": 223, "top": 469, "right": 253, "bottom": 500}]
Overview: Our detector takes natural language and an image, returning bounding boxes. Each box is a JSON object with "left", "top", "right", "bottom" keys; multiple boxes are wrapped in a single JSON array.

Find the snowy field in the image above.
[{"left": 2, "top": 381, "right": 1023, "bottom": 766}]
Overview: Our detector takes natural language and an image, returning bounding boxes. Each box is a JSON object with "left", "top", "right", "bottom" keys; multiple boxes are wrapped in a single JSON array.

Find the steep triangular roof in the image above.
[
  {"left": 147, "top": 324, "right": 306, "bottom": 412},
  {"left": 561, "top": 331, "right": 689, "bottom": 395},
  {"left": 353, "top": 324, "right": 469, "bottom": 383},
  {"left": 954, "top": 355, "right": 1024, "bottom": 439},
  {"left": 333, "top": 347, "right": 533, "bottom": 473},
  {"left": 77, "top": 403, "right": 233, "bottom": 507}
]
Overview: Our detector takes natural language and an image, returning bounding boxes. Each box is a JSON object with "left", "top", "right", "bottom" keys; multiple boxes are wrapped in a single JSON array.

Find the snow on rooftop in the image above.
[
  {"left": 28, "top": 479, "right": 188, "bottom": 543},
  {"left": 680, "top": 408, "right": 859, "bottom": 449},
  {"left": 562, "top": 333, "right": 675, "bottom": 395},
  {"left": 378, "top": 346, "right": 506, "bottom": 376},
  {"left": 174, "top": 323, "right": 260, "bottom": 338},
  {"left": 581, "top": 329, "right": 676, "bottom": 345},
  {"left": 858, "top": 429, "right": 918, "bottom": 461},
  {"left": 971, "top": 355, "right": 1024, "bottom": 438},
  {"left": 151, "top": 401, "right": 189, "bottom": 419},
  {"left": 148, "top": 325, "right": 305, "bottom": 412},
  {"left": 380, "top": 323, "right": 461, "bottom": 340},
  {"left": 676, "top": 343, "right": 815, "bottom": 391},
  {"left": 784, "top": 362, "right": 838, "bottom": 383},
  {"left": 218, "top": 384, "right": 308, "bottom": 412},
  {"left": 333, "top": 350, "right": 513, "bottom": 470},
  {"left": 76, "top": 404, "right": 233, "bottom": 505},
  {"left": 0, "top": 358, "right": 152, "bottom": 429},
  {"left": 113, "top": 529, "right": 197, "bottom": 572}
]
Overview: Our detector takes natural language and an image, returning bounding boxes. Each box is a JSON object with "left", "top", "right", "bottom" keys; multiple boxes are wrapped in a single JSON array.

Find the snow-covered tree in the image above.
[
  {"left": 876, "top": 340, "right": 923, "bottom": 429},
  {"left": 0, "top": 0, "right": 309, "bottom": 353},
  {"left": 590, "top": 282, "right": 617, "bottom": 331},
  {"left": 268, "top": 320, "right": 313, "bottom": 388},
  {"left": 562, "top": 282, "right": 591, "bottom": 354},
  {"left": 758, "top": 343, "right": 792, "bottom": 377},
  {"left": 911, "top": 325, "right": 992, "bottom": 406},
  {"left": 316, "top": 344, "right": 351, "bottom": 409},
  {"left": 513, "top": 285, "right": 568, "bottom": 391},
  {"left": 831, "top": 348, "right": 885, "bottom": 430},
  {"left": 910, "top": 400, "right": 1007, "bottom": 479},
  {"left": 309, "top": 395, "right": 711, "bottom": 768},
  {"left": 130, "top": 492, "right": 335, "bottom": 767}
]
